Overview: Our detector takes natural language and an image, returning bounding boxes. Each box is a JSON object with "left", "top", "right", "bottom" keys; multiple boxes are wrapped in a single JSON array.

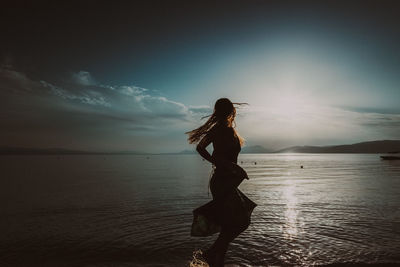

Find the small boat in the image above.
[{"left": 380, "top": 155, "right": 400, "bottom": 160}]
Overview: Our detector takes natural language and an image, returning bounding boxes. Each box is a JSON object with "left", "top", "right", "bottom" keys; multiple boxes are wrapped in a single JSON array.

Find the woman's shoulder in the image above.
[
  {"left": 208, "top": 124, "right": 234, "bottom": 138},
  {"left": 207, "top": 125, "right": 219, "bottom": 137},
  {"left": 209, "top": 124, "right": 229, "bottom": 132}
]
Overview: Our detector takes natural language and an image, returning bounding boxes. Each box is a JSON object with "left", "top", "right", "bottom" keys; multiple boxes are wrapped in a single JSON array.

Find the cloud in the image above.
[
  {"left": 357, "top": 112, "right": 400, "bottom": 128},
  {"left": 0, "top": 67, "right": 193, "bottom": 123},
  {"left": 71, "top": 71, "right": 96, "bottom": 86},
  {"left": 188, "top": 105, "right": 213, "bottom": 115},
  {"left": 0, "top": 67, "right": 198, "bottom": 151},
  {"left": 141, "top": 96, "right": 189, "bottom": 118},
  {"left": 338, "top": 106, "right": 400, "bottom": 115},
  {"left": 236, "top": 103, "right": 400, "bottom": 149},
  {"left": 1, "top": 66, "right": 399, "bottom": 152},
  {"left": 0, "top": 67, "right": 46, "bottom": 94},
  {"left": 40, "top": 80, "right": 111, "bottom": 107},
  {"left": 115, "top": 85, "right": 147, "bottom": 96}
]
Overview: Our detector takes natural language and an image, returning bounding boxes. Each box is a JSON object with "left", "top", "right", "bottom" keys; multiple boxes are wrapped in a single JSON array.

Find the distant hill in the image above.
[
  {"left": 276, "top": 140, "right": 400, "bottom": 153},
  {"left": 2, "top": 140, "right": 399, "bottom": 155},
  {"left": 0, "top": 147, "right": 147, "bottom": 155},
  {"left": 241, "top": 145, "right": 272, "bottom": 153}
]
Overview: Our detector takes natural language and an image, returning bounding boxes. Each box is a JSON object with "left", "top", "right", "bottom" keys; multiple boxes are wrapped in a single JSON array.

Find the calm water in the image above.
[{"left": 0, "top": 154, "right": 400, "bottom": 267}]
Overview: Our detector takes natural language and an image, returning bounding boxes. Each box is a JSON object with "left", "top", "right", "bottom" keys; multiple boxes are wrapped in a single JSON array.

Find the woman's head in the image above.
[
  {"left": 214, "top": 98, "right": 236, "bottom": 126},
  {"left": 186, "top": 98, "right": 246, "bottom": 145}
]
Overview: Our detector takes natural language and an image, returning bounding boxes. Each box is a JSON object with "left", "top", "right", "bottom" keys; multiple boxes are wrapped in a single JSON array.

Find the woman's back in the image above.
[{"left": 210, "top": 125, "right": 241, "bottom": 164}]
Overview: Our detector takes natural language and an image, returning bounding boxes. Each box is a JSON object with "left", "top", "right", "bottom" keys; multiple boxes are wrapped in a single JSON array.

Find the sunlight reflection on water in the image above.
[{"left": 282, "top": 183, "right": 300, "bottom": 240}]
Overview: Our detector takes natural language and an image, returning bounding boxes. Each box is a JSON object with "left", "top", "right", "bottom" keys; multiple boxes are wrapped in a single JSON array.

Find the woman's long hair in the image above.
[{"left": 186, "top": 98, "right": 247, "bottom": 146}]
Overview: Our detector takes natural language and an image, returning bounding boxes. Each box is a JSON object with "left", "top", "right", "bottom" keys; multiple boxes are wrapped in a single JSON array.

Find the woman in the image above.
[{"left": 186, "top": 98, "right": 257, "bottom": 267}]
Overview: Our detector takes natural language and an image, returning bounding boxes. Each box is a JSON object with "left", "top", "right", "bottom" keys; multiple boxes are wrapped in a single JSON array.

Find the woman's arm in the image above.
[
  {"left": 196, "top": 134, "right": 234, "bottom": 170},
  {"left": 196, "top": 134, "right": 215, "bottom": 164},
  {"left": 196, "top": 132, "right": 249, "bottom": 180}
]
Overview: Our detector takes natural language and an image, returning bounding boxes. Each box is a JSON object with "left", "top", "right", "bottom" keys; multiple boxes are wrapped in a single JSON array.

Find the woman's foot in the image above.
[
  {"left": 214, "top": 252, "right": 225, "bottom": 267},
  {"left": 202, "top": 249, "right": 217, "bottom": 267},
  {"left": 203, "top": 249, "right": 226, "bottom": 267}
]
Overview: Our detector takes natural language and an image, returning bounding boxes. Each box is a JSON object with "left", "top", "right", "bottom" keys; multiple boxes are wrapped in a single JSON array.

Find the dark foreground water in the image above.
[{"left": 0, "top": 154, "right": 399, "bottom": 267}]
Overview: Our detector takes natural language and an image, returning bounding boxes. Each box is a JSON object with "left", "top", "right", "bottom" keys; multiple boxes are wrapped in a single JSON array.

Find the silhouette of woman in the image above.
[{"left": 186, "top": 98, "right": 257, "bottom": 267}]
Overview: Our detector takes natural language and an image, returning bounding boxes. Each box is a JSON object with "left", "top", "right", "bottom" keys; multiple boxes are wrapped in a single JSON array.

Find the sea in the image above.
[{"left": 0, "top": 154, "right": 399, "bottom": 267}]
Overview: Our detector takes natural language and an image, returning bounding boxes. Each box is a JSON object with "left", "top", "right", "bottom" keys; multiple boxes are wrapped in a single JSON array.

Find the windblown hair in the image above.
[{"left": 186, "top": 98, "right": 247, "bottom": 146}]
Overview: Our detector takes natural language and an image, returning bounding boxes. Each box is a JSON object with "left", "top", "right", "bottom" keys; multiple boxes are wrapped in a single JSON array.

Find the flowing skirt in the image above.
[{"left": 190, "top": 167, "right": 257, "bottom": 237}]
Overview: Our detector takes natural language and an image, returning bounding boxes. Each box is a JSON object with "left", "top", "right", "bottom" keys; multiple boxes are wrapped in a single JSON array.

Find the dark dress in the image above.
[{"left": 190, "top": 125, "right": 257, "bottom": 237}]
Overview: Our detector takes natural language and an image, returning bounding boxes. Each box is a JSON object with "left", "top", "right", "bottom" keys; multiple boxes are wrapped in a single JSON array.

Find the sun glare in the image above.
[{"left": 268, "top": 91, "right": 314, "bottom": 121}]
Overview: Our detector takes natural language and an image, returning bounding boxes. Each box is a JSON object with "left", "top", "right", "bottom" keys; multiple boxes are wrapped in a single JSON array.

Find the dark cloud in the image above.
[
  {"left": 359, "top": 114, "right": 400, "bottom": 128},
  {"left": 0, "top": 67, "right": 198, "bottom": 150},
  {"left": 335, "top": 106, "right": 400, "bottom": 132}
]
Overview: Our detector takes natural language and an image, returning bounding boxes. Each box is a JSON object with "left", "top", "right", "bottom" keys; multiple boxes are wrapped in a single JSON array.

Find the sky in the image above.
[{"left": 1, "top": 1, "right": 400, "bottom": 153}]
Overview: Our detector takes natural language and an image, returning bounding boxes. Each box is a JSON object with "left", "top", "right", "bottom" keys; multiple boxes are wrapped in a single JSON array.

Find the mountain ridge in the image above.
[
  {"left": 276, "top": 140, "right": 400, "bottom": 153},
  {"left": 1, "top": 140, "right": 399, "bottom": 155},
  {"left": 0, "top": 147, "right": 148, "bottom": 155}
]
